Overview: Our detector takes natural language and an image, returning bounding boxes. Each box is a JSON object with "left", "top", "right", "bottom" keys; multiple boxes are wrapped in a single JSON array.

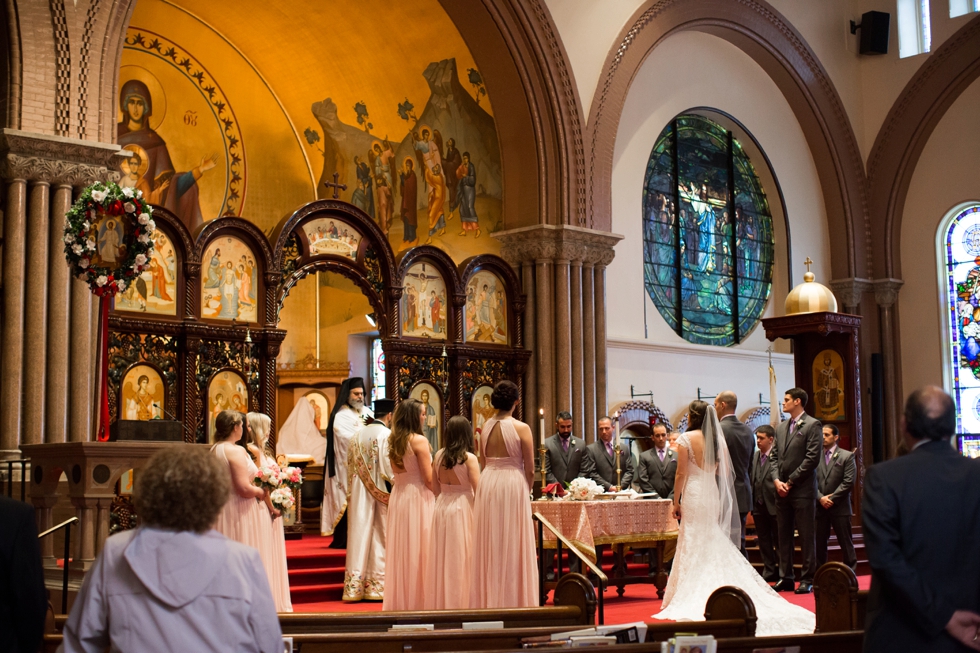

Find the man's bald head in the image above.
[{"left": 903, "top": 386, "right": 956, "bottom": 442}]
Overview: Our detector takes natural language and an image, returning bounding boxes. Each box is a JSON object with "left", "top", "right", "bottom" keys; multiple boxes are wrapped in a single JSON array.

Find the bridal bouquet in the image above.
[
  {"left": 280, "top": 466, "right": 303, "bottom": 492},
  {"left": 253, "top": 463, "right": 282, "bottom": 493},
  {"left": 566, "top": 477, "right": 603, "bottom": 501},
  {"left": 269, "top": 487, "right": 296, "bottom": 513}
]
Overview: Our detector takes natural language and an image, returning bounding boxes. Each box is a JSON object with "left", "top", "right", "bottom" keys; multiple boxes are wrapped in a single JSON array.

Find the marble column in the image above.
[
  {"left": 0, "top": 179, "right": 27, "bottom": 457},
  {"left": 554, "top": 259, "right": 571, "bottom": 416},
  {"left": 535, "top": 259, "right": 555, "bottom": 430},
  {"left": 522, "top": 261, "right": 538, "bottom": 449},
  {"left": 583, "top": 263, "right": 597, "bottom": 443},
  {"left": 46, "top": 184, "right": 73, "bottom": 443},
  {"left": 570, "top": 261, "right": 585, "bottom": 442},
  {"left": 22, "top": 181, "right": 50, "bottom": 446},
  {"left": 874, "top": 279, "right": 904, "bottom": 460},
  {"left": 595, "top": 264, "right": 609, "bottom": 417}
]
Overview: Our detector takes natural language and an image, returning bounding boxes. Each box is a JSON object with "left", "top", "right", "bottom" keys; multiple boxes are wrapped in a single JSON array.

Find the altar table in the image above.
[{"left": 532, "top": 498, "right": 678, "bottom": 598}]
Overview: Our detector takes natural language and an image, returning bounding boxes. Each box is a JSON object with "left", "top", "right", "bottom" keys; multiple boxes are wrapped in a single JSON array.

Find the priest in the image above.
[
  {"left": 343, "top": 398, "right": 395, "bottom": 602},
  {"left": 322, "top": 377, "right": 372, "bottom": 547}
]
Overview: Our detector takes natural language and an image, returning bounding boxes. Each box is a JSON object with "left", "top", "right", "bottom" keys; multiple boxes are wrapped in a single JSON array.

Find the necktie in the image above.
[
  {"left": 605, "top": 441, "right": 613, "bottom": 457},
  {"left": 560, "top": 436, "right": 569, "bottom": 452},
  {"left": 658, "top": 448, "right": 665, "bottom": 462}
]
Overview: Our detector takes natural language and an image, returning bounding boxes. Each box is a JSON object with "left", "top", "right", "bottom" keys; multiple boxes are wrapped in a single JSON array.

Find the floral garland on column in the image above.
[{"left": 63, "top": 182, "right": 156, "bottom": 440}]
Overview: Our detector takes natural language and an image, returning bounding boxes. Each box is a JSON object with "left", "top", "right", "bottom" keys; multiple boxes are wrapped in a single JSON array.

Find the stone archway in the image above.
[{"left": 583, "top": 0, "right": 870, "bottom": 282}]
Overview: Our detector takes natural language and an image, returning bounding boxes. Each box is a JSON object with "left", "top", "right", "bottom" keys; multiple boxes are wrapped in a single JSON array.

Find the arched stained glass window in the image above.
[
  {"left": 642, "top": 114, "right": 775, "bottom": 346},
  {"left": 941, "top": 203, "right": 980, "bottom": 448}
]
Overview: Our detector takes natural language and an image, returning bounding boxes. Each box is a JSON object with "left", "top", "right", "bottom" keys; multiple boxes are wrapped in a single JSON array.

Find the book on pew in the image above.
[{"left": 659, "top": 634, "right": 716, "bottom": 652}]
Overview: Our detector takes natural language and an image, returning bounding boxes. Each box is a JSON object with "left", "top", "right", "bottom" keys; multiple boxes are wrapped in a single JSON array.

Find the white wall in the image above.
[
  {"left": 898, "top": 76, "right": 980, "bottom": 397},
  {"left": 603, "top": 31, "right": 829, "bottom": 418}
]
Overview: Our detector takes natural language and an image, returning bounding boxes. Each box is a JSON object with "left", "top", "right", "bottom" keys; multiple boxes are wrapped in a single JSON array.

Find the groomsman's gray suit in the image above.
[
  {"left": 582, "top": 440, "right": 634, "bottom": 491},
  {"left": 770, "top": 412, "right": 822, "bottom": 585},
  {"left": 636, "top": 445, "right": 676, "bottom": 498},
  {"left": 720, "top": 415, "right": 755, "bottom": 555},
  {"left": 544, "top": 433, "right": 586, "bottom": 485},
  {"left": 750, "top": 447, "right": 780, "bottom": 582},
  {"left": 816, "top": 446, "right": 857, "bottom": 570}
]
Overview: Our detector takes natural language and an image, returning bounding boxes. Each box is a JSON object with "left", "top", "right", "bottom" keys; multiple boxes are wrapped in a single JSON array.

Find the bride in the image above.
[{"left": 654, "top": 401, "right": 814, "bottom": 636}]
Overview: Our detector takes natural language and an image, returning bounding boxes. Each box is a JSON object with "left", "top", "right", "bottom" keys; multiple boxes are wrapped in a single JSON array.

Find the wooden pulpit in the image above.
[{"left": 762, "top": 311, "right": 864, "bottom": 506}]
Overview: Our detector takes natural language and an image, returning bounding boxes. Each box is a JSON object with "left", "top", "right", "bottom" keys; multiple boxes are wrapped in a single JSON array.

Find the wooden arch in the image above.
[
  {"left": 584, "top": 0, "right": 870, "bottom": 280},
  {"left": 867, "top": 14, "right": 980, "bottom": 279}
]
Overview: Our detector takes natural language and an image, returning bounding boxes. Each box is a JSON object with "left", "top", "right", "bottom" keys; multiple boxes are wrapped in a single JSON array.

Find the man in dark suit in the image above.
[
  {"left": 543, "top": 411, "right": 584, "bottom": 577},
  {"left": 863, "top": 387, "right": 980, "bottom": 652},
  {"left": 816, "top": 424, "right": 857, "bottom": 571},
  {"left": 770, "top": 387, "right": 822, "bottom": 594},
  {"left": 751, "top": 424, "right": 780, "bottom": 583},
  {"left": 637, "top": 422, "right": 677, "bottom": 498},
  {"left": 544, "top": 411, "right": 585, "bottom": 486},
  {"left": 0, "top": 496, "right": 47, "bottom": 653},
  {"left": 715, "top": 390, "right": 755, "bottom": 556},
  {"left": 582, "top": 416, "right": 634, "bottom": 491}
]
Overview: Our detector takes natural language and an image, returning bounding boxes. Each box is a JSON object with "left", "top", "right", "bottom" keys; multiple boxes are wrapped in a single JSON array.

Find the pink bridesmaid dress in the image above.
[
  {"left": 211, "top": 442, "right": 293, "bottom": 613},
  {"left": 383, "top": 443, "right": 435, "bottom": 611},
  {"left": 471, "top": 417, "right": 538, "bottom": 608},
  {"left": 425, "top": 450, "right": 476, "bottom": 610}
]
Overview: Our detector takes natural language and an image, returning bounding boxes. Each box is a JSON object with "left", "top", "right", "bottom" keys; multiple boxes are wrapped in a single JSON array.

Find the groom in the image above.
[{"left": 770, "top": 387, "right": 822, "bottom": 594}]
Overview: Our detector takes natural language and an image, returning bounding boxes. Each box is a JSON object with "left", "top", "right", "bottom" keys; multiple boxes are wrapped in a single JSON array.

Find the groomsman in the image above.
[
  {"left": 543, "top": 411, "right": 583, "bottom": 577},
  {"left": 771, "top": 387, "right": 822, "bottom": 594},
  {"left": 582, "top": 416, "right": 634, "bottom": 491},
  {"left": 544, "top": 411, "right": 585, "bottom": 485},
  {"left": 637, "top": 422, "right": 677, "bottom": 498},
  {"left": 714, "top": 391, "right": 755, "bottom": 556},
  {"left": 816, "top": 424, "right": 857, "bottom": 571},
  {"left": 751, "top": 425, "right": 780, "bottom": 583}
]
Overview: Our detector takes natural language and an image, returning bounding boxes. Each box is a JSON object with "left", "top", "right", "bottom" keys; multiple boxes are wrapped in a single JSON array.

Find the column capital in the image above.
[
  {"left": 493, "top": 224, "right": 623, "bottom": 268},
  {"left": 872, "top": 278, "right": 904, "bottom": 308},
  {"left": 828, "top": 277, "right": 874, "bottom": 308},
  {"left": 0, "top": 129, "right": 125, "bottom": 186}
]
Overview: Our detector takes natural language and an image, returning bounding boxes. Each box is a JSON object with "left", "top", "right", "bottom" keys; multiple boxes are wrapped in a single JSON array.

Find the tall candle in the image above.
[{"left": 539, "top": 408, "right": 545, "bottom": 441}]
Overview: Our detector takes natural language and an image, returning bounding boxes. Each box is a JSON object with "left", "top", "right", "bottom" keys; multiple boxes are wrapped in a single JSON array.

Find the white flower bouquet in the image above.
[
  {"left": 566, "top": 477, "right": 603, "bottom": 501},
  {"left": 252, "top": 463, "right": 282, "bottom": 493},
  {"left": 269, "top": 487, "right": 295, "bottom": 513}
]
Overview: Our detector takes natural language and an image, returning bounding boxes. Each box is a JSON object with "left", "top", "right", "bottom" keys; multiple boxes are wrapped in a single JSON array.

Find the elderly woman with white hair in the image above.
[
  {"left": 246, "top": 410, "right": 293, "bottom": 613},
  {"left": 59, "top": 446, "right": 282, "bottom": 652}
]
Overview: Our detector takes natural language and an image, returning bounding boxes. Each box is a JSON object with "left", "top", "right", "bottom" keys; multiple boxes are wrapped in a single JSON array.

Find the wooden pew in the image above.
[
  {"left": 284, "top": 587, "right": 757, "bottom": 652},
  {"left": 813, "top": 561, "right": 868, "bottom": 632}
]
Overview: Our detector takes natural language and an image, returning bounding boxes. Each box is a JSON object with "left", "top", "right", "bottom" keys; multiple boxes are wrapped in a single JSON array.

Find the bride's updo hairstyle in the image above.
[
  {"left": 687, "top": 400, "right": 708, "bottom": 431},
  {"left": 491, "top": 380, "right": 519, "bottom": 411}
]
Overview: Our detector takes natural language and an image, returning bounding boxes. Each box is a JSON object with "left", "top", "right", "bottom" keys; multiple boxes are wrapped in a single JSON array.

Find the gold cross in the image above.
[{"left": 804, "top": 257, "right": 813, "bottom": 273}]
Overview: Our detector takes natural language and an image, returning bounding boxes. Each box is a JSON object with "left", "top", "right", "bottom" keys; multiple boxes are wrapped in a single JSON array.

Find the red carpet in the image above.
[{"left": 286, "top": 535, "right": 872, "bottom": 621}]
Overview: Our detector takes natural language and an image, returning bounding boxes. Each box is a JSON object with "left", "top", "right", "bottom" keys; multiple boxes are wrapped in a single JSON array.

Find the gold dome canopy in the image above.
[{"left": 785, "top": 257, "right": 839, "bottom": 315}]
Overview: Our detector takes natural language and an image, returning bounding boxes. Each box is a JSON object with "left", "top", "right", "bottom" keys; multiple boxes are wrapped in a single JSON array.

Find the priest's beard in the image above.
[{"left": 349, "top": 397, "right": 364, "bottom": 412}]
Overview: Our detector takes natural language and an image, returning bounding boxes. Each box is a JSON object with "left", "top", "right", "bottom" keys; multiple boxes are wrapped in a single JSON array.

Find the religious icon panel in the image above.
[
  {"left": 812, "top": 349, "right": 845, "bottom": 422},
  {"left": 471, "top": 385, "right": 494, "bottom": 446},
  {"left": 464, "top": 270, "right": 507, "bottom": 344},
  {"left": 642, "top": 114, "right": 774, "bottom": 346},
  {"left": 208, "top": 369, "right": 248, "bottom": 442},
  {"left": 200, "top": 236, "right": 258, "bottom": 322},
  {"left": 303, "top": 390, "right": 330, "bottom": 435},
  {"left": 120, "top": 364, "right": 165, "bottom": 421},
  {"left": 304, "top": 217, "right": 362, "bottom": 261},
  {"left": 116, "top": 229, "right": 178, "bottom": 315},
  {"left": 401, "top": 262, "right": 448, "bottom": 339},
  {"left": 410, "top": 382, "right": 442, "bottom": 451}
]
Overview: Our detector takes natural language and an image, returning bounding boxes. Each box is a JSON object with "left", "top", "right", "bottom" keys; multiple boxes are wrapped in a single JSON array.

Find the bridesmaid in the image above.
[
  {"left": 246, "top": 411, "right": 293, "bottom": 613},
  {"left": 383, "top": 398, "right": 435, "bottom": 611},
  {"left": 471, "top": 380, "right": 538, "bottom": 608},
  {"left": 426, "top": 416, "right": 481, "bottom": 609}
]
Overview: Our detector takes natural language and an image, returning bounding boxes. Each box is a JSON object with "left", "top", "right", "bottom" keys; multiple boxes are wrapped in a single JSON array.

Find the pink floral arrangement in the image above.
[{"left": 252, "top": 463, "right": 282, "bottom": 493}]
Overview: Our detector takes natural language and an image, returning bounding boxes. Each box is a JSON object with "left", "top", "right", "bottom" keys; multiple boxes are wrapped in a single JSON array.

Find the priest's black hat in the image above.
[{"left": 373, "top": 398, "right": 395, "bottom": 418}]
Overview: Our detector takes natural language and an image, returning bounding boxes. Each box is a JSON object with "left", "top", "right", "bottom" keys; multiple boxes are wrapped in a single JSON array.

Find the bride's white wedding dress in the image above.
[{"left": 653, "top": 412, "right": 814, "bottom": 636}]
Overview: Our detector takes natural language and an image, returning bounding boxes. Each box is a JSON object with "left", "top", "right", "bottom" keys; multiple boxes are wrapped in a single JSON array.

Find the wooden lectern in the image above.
[{"left": 762, "top": 311, "right": 864, "bottom": 505}]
